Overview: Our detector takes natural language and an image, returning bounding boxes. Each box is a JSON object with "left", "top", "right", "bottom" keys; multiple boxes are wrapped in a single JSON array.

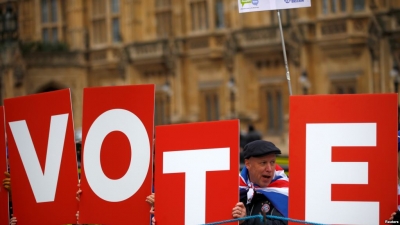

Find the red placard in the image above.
[
  {"left": 289, "top": 94, "right": 397, "bottom": 225},
  {"left": 4, "top": 89, "right": 79, "bottom": 224},
  {"left": 79, "top": 85, "right": 154, "bottom": 225},
  {"left": 0, "top": 107, "right": 9, "bottom": 224},
  {"left": 155, "top": 120, "right": 239, "bottom": 225}
]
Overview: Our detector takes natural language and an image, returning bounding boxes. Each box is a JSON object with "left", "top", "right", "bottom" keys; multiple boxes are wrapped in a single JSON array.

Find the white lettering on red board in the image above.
[
  {"left": 163, "top": 148, "right": 230, "bottom": 225},
  {"left": 84, "top": 109, "right": 150, "bottom": 202},
  {"left": 9, "top": 114, "right": 69, "bottom": 203},
  {"left": 306, "top": 123, "right": 379, "bottom": 225}
]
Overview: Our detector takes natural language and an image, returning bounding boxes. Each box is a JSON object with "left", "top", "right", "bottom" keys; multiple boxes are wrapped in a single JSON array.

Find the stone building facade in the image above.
[{"left": 0, "top": 0, "right": 399, "bottom": 154}]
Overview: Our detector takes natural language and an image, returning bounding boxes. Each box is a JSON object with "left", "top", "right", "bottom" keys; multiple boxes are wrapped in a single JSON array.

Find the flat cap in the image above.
[{"left": 243, "top": 140, "right": 281, "bottom": 159}]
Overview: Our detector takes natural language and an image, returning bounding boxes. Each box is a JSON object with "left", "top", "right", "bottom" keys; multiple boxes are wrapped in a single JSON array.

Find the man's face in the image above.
[{"left": 245, "top": 154, "right": 276, "bottom": 188}]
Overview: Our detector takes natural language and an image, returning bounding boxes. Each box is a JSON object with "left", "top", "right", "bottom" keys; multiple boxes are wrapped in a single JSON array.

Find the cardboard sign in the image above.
[
  {"left": 4, "top": 89, "right": 79, "bottom": 224},
  {"left": 155, "top": 120, "right": 239, "bottom": 225},
  {"left": 238, "top": 0, "right": 311, "bottom": 13},
  {"left": 289, "top": 94, "right": 397, "bottom": 225},
  {"left": 0, "top": 107, "right": 9, "bottom": 224},
  {"left": 79, "top": 85, "right": 154, "bottom": 225}
]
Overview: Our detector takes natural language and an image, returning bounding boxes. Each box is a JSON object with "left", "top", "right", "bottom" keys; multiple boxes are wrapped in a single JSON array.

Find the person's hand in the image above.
[
  {"left": 76, "top": 210, "right": 80, "bottom": 224},
  {"left": 3, "top": 172, "right": 11, "bottom": 192},
  {"left": 151, "top": 216, "right": 156, "bottom": 225},
  {"left": 146, "top": 193, "right": 155, "bottom": 214},
  {"left": 389, "top": 211, "right": 396, "bottom": 220},
  {"left": 76, "top": 183, "right": 82, "bottom": 201},
  {"left": 10, "top": 215, "right": 17, "bottom": 225},
  {"left": 74, "top": 181, "right": 81, "bottom": 223},
  {"left": 146, "top": 193, "right": 155, "bottom": 206},
  {"left": 232, "top": 202, "right": 246, "bottom": 224},
  {"left": 390, "top": 211, "right": 400, "bottom": 221}
]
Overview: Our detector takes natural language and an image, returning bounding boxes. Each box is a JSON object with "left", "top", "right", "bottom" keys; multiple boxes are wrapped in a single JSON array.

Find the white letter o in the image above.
[{"left": 84, "top": 109, "right": 150, "bottom": 202}]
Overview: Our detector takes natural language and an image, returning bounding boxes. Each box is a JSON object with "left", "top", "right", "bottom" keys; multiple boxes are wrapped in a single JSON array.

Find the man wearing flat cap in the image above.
[{"left": 232, "top": 140, "right": 289, "bottom": 225}]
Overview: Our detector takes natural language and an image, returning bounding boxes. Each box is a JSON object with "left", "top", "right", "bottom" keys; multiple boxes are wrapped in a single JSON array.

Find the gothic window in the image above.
[
  {"left": 155, "top": 0, "right": 172, "bottom": 38},
  {"left": 329, "top": 0, "right": 337, "bottom": 13},
  {"left": 91, "top": 0, "right": 121, "bottom": 45},
  {"left": 261, "top": 86, "right": 284, "bottom": 134},
  {"left": 111, "top": 0, "right": 119, "bottom": 13},
  {"left": 322, "top": 0, "right": 347, "bottom": 14},
  {"left": 215, "top": 0, "right": 225, "bottom": 29},
  {"left": 340, "top": 0, "right": 346, "bottom": 12},
  {"left": 331, "top": 80, "right": 357, "bottom": 94},
  {"left": 41, "top": 0, "right": 65, "bottom": 43},
  {"left": 92, "top": 0, "right": 106, "bottom": 44},
  {"left": 322, "top": 0, "right": 328, "bottom": 14},
  {"left": 268, "top": 90, "right": 283, "bottom": 133},
  {"left": 190, "top": 0, "right": 209, "bottom": 31},
  {"left": 201, "top": 90, "right": 219, "bottom": 121},
  {"left": 353, "top": 0, "right": 365, "bottom": 12},
  {"left": 112, "top": 18, "right": 121, "bottom": 42},
  {"left": 111, "top": 0, "right": 121, "bottom": 42}
]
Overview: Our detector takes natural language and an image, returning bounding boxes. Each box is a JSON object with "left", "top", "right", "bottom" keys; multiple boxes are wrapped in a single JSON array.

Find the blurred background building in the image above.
[{"left": 0, "top": 0, "right": 399, "bottom": 155}]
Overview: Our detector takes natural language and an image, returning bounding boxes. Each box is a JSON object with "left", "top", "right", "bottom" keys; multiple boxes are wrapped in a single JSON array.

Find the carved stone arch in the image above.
[{"left": 35, "top": 81, "right": 67, "bottom": 93}]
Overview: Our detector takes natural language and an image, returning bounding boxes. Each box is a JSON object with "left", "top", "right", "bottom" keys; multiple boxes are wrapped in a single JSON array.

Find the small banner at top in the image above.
[{"left": 238, "top": 0, "right": 311, "bottom": 13}]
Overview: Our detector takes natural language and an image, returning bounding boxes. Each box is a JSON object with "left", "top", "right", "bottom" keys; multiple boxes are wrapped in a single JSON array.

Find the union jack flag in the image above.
[{"left": 239, "top": 164, "right": 289, "bottom": 217}]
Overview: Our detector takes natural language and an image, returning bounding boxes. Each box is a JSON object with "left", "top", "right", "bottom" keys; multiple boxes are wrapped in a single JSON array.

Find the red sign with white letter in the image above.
[
  {"left": 0, "top": 107, "right": 9, "bottom": 225},
  {"left": 4, "top": 89, "right": 79, "bottom": 224},
  {"left": 79, "top": 85, "right": 154, "bottom": 225},
  {"left": 289, "top": 94, "right": 397, "bottom": 225},
  {"left": 155, "top": 120, "right": 239, "bottom": 225}
]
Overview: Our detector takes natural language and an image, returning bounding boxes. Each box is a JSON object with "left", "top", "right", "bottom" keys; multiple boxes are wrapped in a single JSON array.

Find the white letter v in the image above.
[{"left": 9, "top": 114, "right": 69, "bottom": 203}]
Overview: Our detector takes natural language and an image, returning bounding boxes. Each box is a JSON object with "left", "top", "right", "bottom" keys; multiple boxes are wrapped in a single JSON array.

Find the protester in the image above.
[{"left": 232, "top": 140, "right": 288, "bottom": 225}]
